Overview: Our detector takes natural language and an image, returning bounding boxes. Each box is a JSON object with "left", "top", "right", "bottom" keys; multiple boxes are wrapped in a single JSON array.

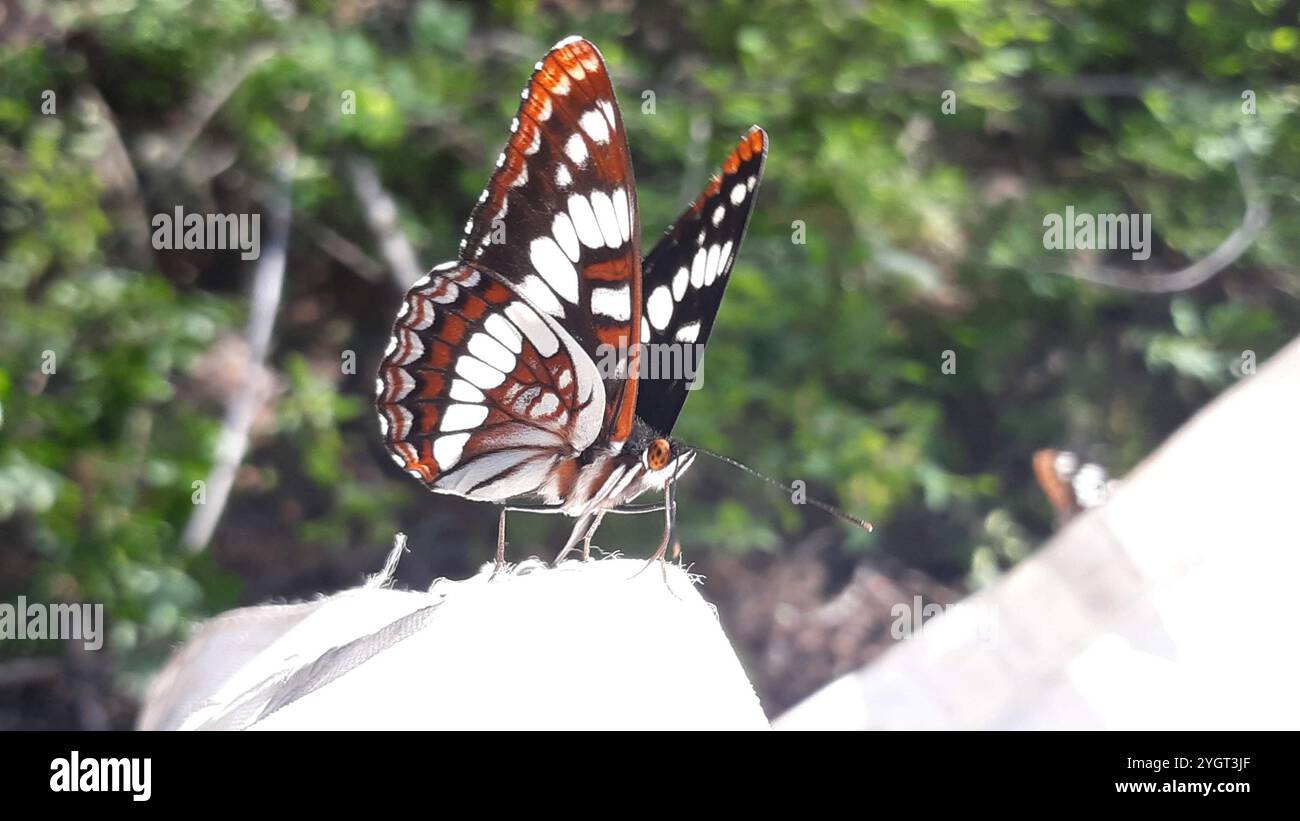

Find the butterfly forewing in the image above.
[
  {"left": 635, "top": 126, "right": 768, "bottom": 435},
  {"left": 459, "top": 36, "right": 642, "bottom": 446},
  {"left": 376, "top": 261, "right": 606, "bottom": 501}
]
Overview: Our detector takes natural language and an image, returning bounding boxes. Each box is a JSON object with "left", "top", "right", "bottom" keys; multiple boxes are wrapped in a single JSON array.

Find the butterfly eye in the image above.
[{"left": 647, "top": 438, "right": 671, "bottom": 471}]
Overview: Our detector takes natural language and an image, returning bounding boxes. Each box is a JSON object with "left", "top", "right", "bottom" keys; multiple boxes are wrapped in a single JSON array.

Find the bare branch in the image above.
[
  {"left": 345, "top": 155, "right": 424, "bottom": 290},
  {"left": 1046, "top": 157, "right": 1271, "bottom": 294},
  {"left": 149, "top": 44, "right": 277, "bottom": 173},
  {"left": 76, "top": 86, "right": 154, "bottom": 269},
  {"left": 302, "top": 221, "right": 388, "bottom": 283},
  {"left": 182, "top": 147, "right": 295, "bottom": 555}
]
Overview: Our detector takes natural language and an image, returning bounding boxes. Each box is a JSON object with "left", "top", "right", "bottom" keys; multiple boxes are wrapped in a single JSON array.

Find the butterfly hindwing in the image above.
[
  {"left": 459, "top": 36, "right": 642, "bottom": 446},
  {"left": 376, "top": 261, "right": 606, "bottom": 501},
  {"left": 635, "top": 126, "right": 768, "bottom": 435}
]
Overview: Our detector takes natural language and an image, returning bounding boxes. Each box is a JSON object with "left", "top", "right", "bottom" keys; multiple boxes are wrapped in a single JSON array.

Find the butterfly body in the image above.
[{"left": 375, "top": 36, "right": 764, "bottom": 562}]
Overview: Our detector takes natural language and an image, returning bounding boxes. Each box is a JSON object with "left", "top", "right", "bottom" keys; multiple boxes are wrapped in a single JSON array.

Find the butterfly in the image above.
[
  {"left": 1032, "top": 449, "right": 1117, "bottom": 523},
  {"left": 375, "top": 36, "right": 767, "bottom": 566}
]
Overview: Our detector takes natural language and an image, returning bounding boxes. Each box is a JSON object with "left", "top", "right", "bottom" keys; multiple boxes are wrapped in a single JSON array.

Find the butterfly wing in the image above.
[
  {"left": 635, "top": 126, "right": 768, "bottom": 435},
  {"left": 376, "top": 262, "right": 606, "bottom": 501},
  {"left": 459, "top": 36, "right": 643, "bottom": 447}
]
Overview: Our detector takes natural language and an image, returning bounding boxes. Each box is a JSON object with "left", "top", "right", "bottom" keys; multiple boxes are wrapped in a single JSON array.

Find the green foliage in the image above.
[{"left": 2, "top": 0, "right": 1299, "bottom": 683}]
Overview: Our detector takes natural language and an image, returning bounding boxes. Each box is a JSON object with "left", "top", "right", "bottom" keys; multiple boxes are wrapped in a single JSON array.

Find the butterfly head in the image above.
[{"left": 627, "top": 417, "right": 696, "bottom": 491}]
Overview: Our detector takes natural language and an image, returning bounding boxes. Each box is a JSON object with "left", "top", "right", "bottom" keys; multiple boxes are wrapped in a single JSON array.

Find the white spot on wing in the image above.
[
  {"left": 441, "top": 403, "right": 490, "bottom": 432},
  {"left": 580, "top": 109, "right": 610, "bottom": 144},
  {"left": 591, "top": 285, "right": 631, "bottom": 321},
  {"left": 455, "top": 356, "right": 506, "bottom": 390},
  {"left": 568, "top": 194, "right": 603, "bottom": 248},
  {"left": 675, "top": 321, "right": 701, "bottom": 343},
  {"left": 556, "top": 165, "right": 572, "bottom": 188},
  {"left": 518, "top": 273, "right": 566, "bottom": 317},
  {"left": 730, "top": 183, "right": 746, "bottom": 205},
  {"left": 598, "top": 99, "right": 617, "bottom": 131},
  {"left": 434, "top": 433, "right": 470, "bottom": 469},
  {"left": 468, "top": 332, "right": 517, "bottom": 373},
  {"left": 672, "top": 267, "right": 688, "bottom": 300},
  {"left": 589, "top": 191, "right": 622, "bottom": 248},
  {"left": 484, "top": 314, "right": 522, "bottom": 354},
  {"left": 647, "top": 285, "right": 673, "bottom": 331},
  {"left": 612, "top": 187, "right": 631, "bottom": 242},
  {"left": 505, "top": 301, "right": 559, "bottom": 357},
  {"left": 529, "top": 237, "right": 579, "bottom": 304},
  {"left": 712, "top": 204, "right": 725, "bottom": 226},
  {"left": 565, "top": 133, "right": 588, "bottom": 165},
  {"left": 552, "top": 213, "right": 580, "bottom": 262},
  {"left": 704, "top": 243, "right": 722, "bottom": 286},
  {"left": 449, "top": 378, "right": 485, "bottom": 403},
  {"left": 690, "top": 246, "right": 706, "bottom": 288}
]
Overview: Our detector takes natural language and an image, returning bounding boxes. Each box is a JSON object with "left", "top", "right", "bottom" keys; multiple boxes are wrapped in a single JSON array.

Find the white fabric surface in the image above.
[{"left": 143, "top": 554, "right": 768, "bottom": 730}]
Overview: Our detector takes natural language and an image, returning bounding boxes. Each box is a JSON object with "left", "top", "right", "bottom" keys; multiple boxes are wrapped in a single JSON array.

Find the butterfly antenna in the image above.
[{"left": 685, "top": 444, "right": 873, "bottom": 532}]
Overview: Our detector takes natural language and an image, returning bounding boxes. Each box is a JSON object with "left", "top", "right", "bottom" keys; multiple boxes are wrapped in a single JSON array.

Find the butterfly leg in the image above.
[
  {"left": 554, "top": 511, "right": 597, "bottom": 565},
  {"left": 494, "top": 503, "right": 568, "bottom": 576},
  {"left": 604, "top": 503, "right": 667, "bottom": 514},
  {"left": 555, "top": 503, "right": 667, "bottom": 565},
  {"left": 580, "top": 510, "right": 607, "bottom": 561},
  {"left": 494, "top": 505, "right": 508, "bottom": 576},
  {"left": 635, "top": 483, "right": 678, "bottom": 580}
]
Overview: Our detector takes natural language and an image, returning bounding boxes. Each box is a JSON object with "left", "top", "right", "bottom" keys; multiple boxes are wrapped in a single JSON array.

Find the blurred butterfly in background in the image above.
[
  {"left": 1033, "top": 449, "right": 1118, "bottom": 524},
  {"left": 374, "top": 36, "right": 769, "bottom": 566}
]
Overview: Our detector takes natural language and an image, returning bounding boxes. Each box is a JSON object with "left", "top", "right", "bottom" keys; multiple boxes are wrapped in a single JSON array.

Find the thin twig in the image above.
[
  {"left": 242, "top": 174, "right": 388, "bottom": 284},
  {"left": 303, "top": 220, "right": 388, "bottom": 283},
  {"left": 345, "top": 155, "right": 424, "bottom": 290},
  {"left": 182, "top": 147, "right": 296, "bottom": 554},
  {"left": 151, "top": 44, "right": 277, "bottom": 173},
  {"left": 1046, "top": 157, "right": 1271, "bottom": 293},
  {"left": 76, "top": 86, "right": 154, "bottom": 268}
]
